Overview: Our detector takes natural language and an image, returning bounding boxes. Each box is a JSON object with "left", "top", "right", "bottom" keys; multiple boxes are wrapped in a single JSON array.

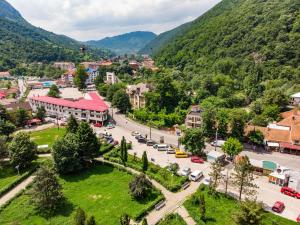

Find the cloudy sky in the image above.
[{"left": 7, "top": 0, "right": 221, "bottom": 41}]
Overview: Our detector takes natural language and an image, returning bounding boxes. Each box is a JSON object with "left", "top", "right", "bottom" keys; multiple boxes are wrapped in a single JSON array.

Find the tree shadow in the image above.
[{"left": 36, "top": 200, "right": 74, "bottom": 219}]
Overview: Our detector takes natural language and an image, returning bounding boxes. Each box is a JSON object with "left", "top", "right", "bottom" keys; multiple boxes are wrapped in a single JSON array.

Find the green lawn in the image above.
[
  {"left": 158, "top": 214, "right": 187, "bottom": 225},
  {"left": 184, "top": 186, "right": 298, "bottom": 225},
  {"left": 30, "top": 127, "right": 66, "bottom": 148},
  {"left": 0, "top": 164, "right": 162, "bottom": 225}
]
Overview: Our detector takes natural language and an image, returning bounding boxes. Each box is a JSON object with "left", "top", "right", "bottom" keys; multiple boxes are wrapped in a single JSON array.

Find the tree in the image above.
[
  {"left": 129, "top": 173, "right": 152, "bottom": 200},
  {"left": 112, "top": 90, "right": 131, "bottom": 114},
  {"left": 229, "top": 109, "right": 247, "bottom": 140},
  {"left": 222, "top": 137, "right": 243, "bottom": 158},
  {"left": 97, "top": 83, "right": 109, "bottom": 97},
  {"left": 142, "top": 151, "right": 148, "bottom": 172},
  {"left": 31, "top": 167, "right": 64, "bottom": 215},
  {"left": 208, "top": 160, "right": 223, "bottom": 193},
  {"left": 120, "top": 136, "right": 128, "bottom": 165},
  {"left": 231, "top": 156, "right": 257, "bottom": 200},
  {"left": 142, "top": 218, "right": 148, "bottom": 225},
  {"left": 8, "top": 132, "right": 37, "bottom": 168},
  {"left": 74, "top": 65, "right": 87, "bottom": 90},
  {"left": 0, "top": 104, "right": 10, "bottom": 121},
  {"left": 180, "top": 128, "right": 205, "bottom": 156},
  {"left": 0, "top": 119, "right": 15, "bottom": 136},
  {"left": 216, "top": 109, "right": 229, "bottom": 138},
  {"left": 0, "top": 135, "right": 7, "bottom": 161},
  {"left": 47, "top": 84, "right": 60, "bottom": 98},
  {"left": 263, "top": 89, "right": 288, "bottom": 108},
  {"left": 66, "top": 115, "right": 78, "bottom": 133},
  {"left": 86, "top": 216, "right": 97, "bottom": 225},
  {"left": 199, "top": 193, "right": 206, "bottom": 221},
  {"left": 201, "top": 106, "right": 216, "bottom": 138},
  {"left": 169, "top": 163, "right": 179, "bottom": 175},
  {"left": 120, "top": 214, "right": 130, "bottom": 225},
  {"left": 36, "top": 106, "right": 46, "bottom": 122},
  {"left": 74, "top": 207, "right": 86, "bottom": 225},
  {"left": 76, "top": 122, "right": 100, "bottom": 162},
  {"left": 248, "top": 130, "right": 264, "bottom": 146},
  {"left": 15, "top": 108, "right": 29, "bottom": 127},
  {"left": 52, "top": 133, "right": 82, "bottom": 174},
  {"left": 234, "top": 198, "right": 264, "bottom": 225},
  {"left": 106, "top": 83, "right": 125, "bottom": 102}
]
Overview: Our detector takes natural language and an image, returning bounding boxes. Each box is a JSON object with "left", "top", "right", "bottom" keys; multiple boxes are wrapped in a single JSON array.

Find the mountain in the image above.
[
  {"left": 0, "top": 0, "right": 111, "bottom": 71},
  {"left": 86, "top": 31, "right": 157, "bottom": 55},
  {"left": 139, "top": 22, "right": 192, "bottom": 56},
  {"left": 154, "top": 0, "right": 300, "bottom": 98}
]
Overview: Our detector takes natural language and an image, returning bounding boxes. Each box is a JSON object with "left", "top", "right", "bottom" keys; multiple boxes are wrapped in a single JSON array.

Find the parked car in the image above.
[
  {"left": 191, "top": 156, "right": 204, "bottom": 164},
  {"left": 297, "top": 215, "right": 300, "bottom": 223},
  {"left": 137, "top": 137, "right": 147, "bottom": 143},
  {"left": 210, "top": 140, "right": 226, "bottom": 147},
  {"left": 272, "top": 201, "right": 285, "bottom": 213},
  {"left": 154, "top": 144, "right": 169, "bottom": 151},
  {"left": 94, "top": 123, "right": 102, "bottom": 127},
  {"left": 135, "top": 134, "right": 143, "bottom": 140},
  {"left": 203, "top": 177, "right": 211, "bottom": 185},
  {"left": 175, "top": 151, "right": 189, "bottom": 158},
  {"left": 107, "top": 124, "right": 115, "bottom": 129},
  {"left": 281, "top": 187, "right": 300, "bottom": 198},
  {"left": 179, "top": 167, "right": 191, "bottom": 176},
  {"left": 189, "top": 170, "right": 203, "bottom": 181},
  {"left": 131, "top": 131, "right": 140, "bottom": 136},
  {"left": 167, "top": 147, "right": 176, "bottom": 154},
  {"left": 146, "top": 140, "right": 156, "bottom": 146}
]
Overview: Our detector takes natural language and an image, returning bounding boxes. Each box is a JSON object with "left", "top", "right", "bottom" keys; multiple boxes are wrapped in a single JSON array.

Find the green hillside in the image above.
[{"left": 155, "top": 0, "right": 300, "bottom": 101}]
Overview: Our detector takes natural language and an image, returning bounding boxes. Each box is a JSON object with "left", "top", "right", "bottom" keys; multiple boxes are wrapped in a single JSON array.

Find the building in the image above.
[
  {"left": 0, "top": 71, "right": 11, "bottom": 80},
  {"left": 106, "top": 72, "right": 119, "bottom": 85},
  {"left": 81, "top": 62, "right": 100, "bottom": 70},
  {"left": 129, "top": 60, "right": 140, "bottom": 70},
  {"left": 185, "top": 105, "right": 202, "bottom": 129},
  {"left": 53, "top": 62, "right": 75, "bottom": 71},
  {"left": 86, "top": 68, "right": 98, "bottom": 84},
  {"left": 142, "top": 58, "right": 159, "bottom": 71},
  {"left": 29, "top": 92, "right": 109, "bottom": 124},
  {"left": 288, "top": 171, "right": 300, "bottom": 192},
  {"left": 290, "top": 92, "right": 300, "bottom": 106},
  {"left": 126, "top": 83, "right": 151, "bottom": 109}
]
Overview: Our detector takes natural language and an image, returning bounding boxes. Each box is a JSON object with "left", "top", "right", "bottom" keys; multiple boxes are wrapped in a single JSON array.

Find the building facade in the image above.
[
  {"left": 126, "top": 83, "right": 150, "bottom": 109},
  {"left": 29, "top": 92, "right": 109, "bottom": 124},
  {"left": 106, "top": 72, "right": 119, "bottom": 85},
  {"left": 53, "top": 62, "right": 75, "bottom": 71},
  {"left": 185, "top": 105, "right": 202, "bottom": 129}
]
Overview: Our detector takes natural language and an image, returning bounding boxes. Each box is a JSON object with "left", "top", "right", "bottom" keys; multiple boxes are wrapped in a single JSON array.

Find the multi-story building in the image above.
[
  {"left": 106, "top": 72, "right": 119, "bottom": 85},
  {"left": 86, "top": 68, "right": 98, "bottom": 84},
  {"left": 29, "top": 92, "right": 109, "bottom": 124},
  {"left": 126, "top": 83, "right": 150, "bottom": 109},
  {"left": 185, "top": 105, "right": 202, "bottom": 129},
  {"left": 53, "top": 62, "right": 75, "bottom": 71}
]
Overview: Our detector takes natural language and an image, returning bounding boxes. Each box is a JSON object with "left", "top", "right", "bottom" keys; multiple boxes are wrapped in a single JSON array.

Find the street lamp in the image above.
[{"left": 214, "top": 128, "right": 218, "bottom": 151}]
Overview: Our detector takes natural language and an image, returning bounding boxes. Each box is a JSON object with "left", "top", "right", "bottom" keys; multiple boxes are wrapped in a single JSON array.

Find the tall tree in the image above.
[
  {"left": 74, "top": 207, "right": 86, "bottom": 225},
  {"left": 47, "top": 84, "right": 60, "bottom": 98},
  {"left": 15, "top": 108, "right": 29, "bottom": 127},
  {"left": 222, "top": 137, "right": 243, "bottom": 159},
  {"left": 231, "top": 156, "right": 257, "bottom": 200},
  {"left": 234, "top": 198, "right": 264, "bottom": 225},
  {"left": 229, "top": 109, "right": 247, "bottom": 140},
  {"left": 0, "top": 104, "right": 10, "bottom": 121},
  {"left": 31, "top": 167, "right": 64, "bottom": 215},
  {"left": 120, "top": 214, "right": 130, "bottom": 225},
  {"left": 36, "top": 106, "right": 46, "bottom": 122},
  {"left": 66, "top": 115, "right": 78, "bottom": 133},
  {"left": 199, "top": 193, "right": 206, "bottom": 221},
  {"left": 112, "top": 90, "right": 131, "bottom": 114},
  {"left": 120, "top": 136, "right": 128, "bottom": 165},
  {"left": 0, "top": 119, "right": 15, "bottom": 136},
  {"left": 142, "top": 151, "right": 148, "bottom": 172},
  {"left": 74, "top": 65, "right": 88, "bottom": 90},
  {"left": 76, "top": 122, "right": 100, "bottom": 162},
  {"left": 180, "top": 128, "right": 205, "bottom": 156},
  {"left": 8, "top": 132, "right": 37, "bottom": 168},
  {"left": 129, "top": 173, "right": 152, "bottom": 200},
  {"left": 208, "top": 160, "right": 223, "bottom": 193},
  {"left": 201, "top": 106, "right": 216, "bottom": 138},
  {"left": 247, "top": 130, "right": 264, "bottom": 146},
  {"left": 142, "top": 218, "right": 148, "bottom": 225},
  {"left": 0, "top": 136, "right": 7, "bottom": 162}
]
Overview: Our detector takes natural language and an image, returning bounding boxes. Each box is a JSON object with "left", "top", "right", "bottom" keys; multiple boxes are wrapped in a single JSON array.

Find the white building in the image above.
[
  {"left": 53, "top": 62, "right": 75, "bottom": 71},
  {"left": 290, "top": 92, "right": 300, "bottom": 106},
  {"left": 29, "top": 92, "right": 109, "bottom": 124},
  {"left": 106, "top": 72, "right": 119, "bottom": 85}
]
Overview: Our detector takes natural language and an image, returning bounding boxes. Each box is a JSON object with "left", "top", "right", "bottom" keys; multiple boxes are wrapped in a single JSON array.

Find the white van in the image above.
[
  {"left": 189, "top": 170, "right": 203, "bottom": 182},
  {"left": 154, "top": 144, "right": 169, "bottom": 151},
  {"left": 210, "top": 140, "right": 226, "bottom": 147}
]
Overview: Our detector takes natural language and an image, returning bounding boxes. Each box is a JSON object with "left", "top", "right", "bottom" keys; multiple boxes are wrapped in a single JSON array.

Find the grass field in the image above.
[
  {"left": 30, "top": 127, "right": 66, "bottom": 148},
  {"left": 0, "top": 164, "right": 162, "bottom": 225},
  {"left": 157, "top": 213, "right": 187, "bottom": 225},
  {"left": 0, "top": 166, "right": 24, "bottom": 192},
  {"left": 184, "top": 186, "right": 298, "bottom": 225}
]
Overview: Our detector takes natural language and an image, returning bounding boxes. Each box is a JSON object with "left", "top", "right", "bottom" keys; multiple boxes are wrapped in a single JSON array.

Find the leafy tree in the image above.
[
  {"left": 66, "top": 115, "right": 78, "bottom": 133},
  {"left": 76, "top": 122, "right": 100, "bottom": 162},
  {"left": 47, "top": 84, "right": 60, "bottom": 98},
  {"left": 129, "top": 173, "right": 152, "bottom": 200},
  {"left": 0, "top": 119, "right": 15, "bottom": 136},
  {"left": 8, "top": 132, "right": 37, "bottom": 168},
  {"left": 112, "top": 90, "right": 131, "bottom": 113},
  {"left": 74, "top": 207, "right": 86, "bottom": 225},
  {"left": 97, "top": 83, "right": 109, "bottom": 97},
  {"left": 208, "top": 160, "right": 223, "bottom": 193},
  {"left": 199, "top": 193, "right": 206, "bottom": 221},
  {"left": 74, "top": 65, "right": 88, "bottom": 90},
  {"left": 0, "top": 135, "right": 7, "bottom": 161},
  {"left": 222, "top": 137, "right": 243, "bottom": 158},
  {"left": 106, "top": 83, "right": 125, "bottom": 102},
  {"left": 120, "top": 136, "right": 128, "bottom": 165},
  {"left": 142, "top": 218, "right": 148, "bottom": 225},
  {"left": 201, "top": 106, "right": 216, "bottom": 138},
  {"left": 36, "top": 106, "right": 46, "bottom": 122},
  {"left": 231, "top": 156, "right": 257, "bottom": 200},
  {"left": 229, "top": 109, "right": 247, "bottom": 140},
  {"left": 120, "top": 214, "right": 130, "bottom": 225},
  {"left": 142, "top": 151, "right": 148, "bottom": 172},
  {"left": 0, "top": 104, "right": 10, "bottom": 121},
  {"left": 15, "top": 108, "right": 29, "bottom": 127},
  {"left": 180, "top": 128, "right": 205, "bottom": 156},
  {"left": 248, "top": 130, "right": 264, "bottom": 146},
  {"left": 52, "top": 133, "right": 82, "bottom": 174},
  {"left": 31, "top": 167, "right": 64, "bottom": 215},
  {"left": 86, "top": 216, "right": 97, "bottom": 225},
  {"left": 216, "top": 109, "right": 229, "bottom": 138},
  {"left": 263, "top": 89, "right": 288, "bottom": 108},
  {"left": 261, "top": 105, "right": 280, "bottom": 122},
  {"left": 169, "top": 163, "right": 179, "bottom": 175},
  {"left": 234, "top": 199, "right": 264, "bottom": 225}
]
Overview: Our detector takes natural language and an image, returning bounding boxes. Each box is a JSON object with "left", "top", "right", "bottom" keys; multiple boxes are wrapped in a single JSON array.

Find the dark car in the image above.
[
  {"left": 272, "top": 201, "right": 285, "bottom": 213},
  {"left": 146, "top": 140, "right": 156, "bottom": 146},
  {"left": 137, "top": 137, "right": 147, "bottom": 143}
]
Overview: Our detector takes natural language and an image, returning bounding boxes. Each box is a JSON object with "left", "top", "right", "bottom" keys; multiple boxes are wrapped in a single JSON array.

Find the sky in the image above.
[{"left": 7, "top": 0, "right": 221, "bottom": 41}]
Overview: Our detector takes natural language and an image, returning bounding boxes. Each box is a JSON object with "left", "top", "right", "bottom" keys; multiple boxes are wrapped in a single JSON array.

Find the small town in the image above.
[{"left": 0, "top": 0, "right": 299, "bottom": 225}]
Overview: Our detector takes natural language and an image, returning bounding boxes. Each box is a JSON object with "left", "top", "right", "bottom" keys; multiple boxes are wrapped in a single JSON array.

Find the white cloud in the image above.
[{"left": 7, "top": 0, "right": 221, "bottom": 41}]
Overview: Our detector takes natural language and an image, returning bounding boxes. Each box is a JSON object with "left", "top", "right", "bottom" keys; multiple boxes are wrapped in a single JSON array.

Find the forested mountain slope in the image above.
[{"left": 155, "top": 0, "right": 300, "bottom": 100}]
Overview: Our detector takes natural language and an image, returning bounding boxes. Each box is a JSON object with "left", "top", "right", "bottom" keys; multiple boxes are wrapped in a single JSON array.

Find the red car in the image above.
[
  {"left": 281, "top": 187, "right": 300, "bottom": 199},
  {"left": 272, "top": 201, "right": 285, "bottom": 213},
  {"left": 94, "top": 123, "right": 102, "bottom": 128},
  {"left": 191, "top": 156, "right": 204, "bottom": 164},
  {"left": 297, "top": 215, "right": 300, "bottom": 223}
]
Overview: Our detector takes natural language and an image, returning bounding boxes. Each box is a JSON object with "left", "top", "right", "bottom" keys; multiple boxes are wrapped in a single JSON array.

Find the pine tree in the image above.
[
  {"left": 199, "top": 193, "right": 206, "bottom": 221},
  {"left": 142, "top": 151, "right": 148, "bottom": 172},
  {"left": 120, "top": 136, "right": 128, "bottom": 165},
  {"left": 86, "top": 216, "right": 97, "bottom": 225},
  {"left": 120, "top": 214, "right": 130, "bottom": 225},
  {"left": 142, "top": 218, "right": 148, "bottom": 225},
  {"left": 66, "top": 115, "right": 78, "bottom": 133},
  {"left": 74, "top": 207, "right": 86, "bottom": 225},
  {"left": 36, "top": 106, "right": 46, "bottom": 122}
]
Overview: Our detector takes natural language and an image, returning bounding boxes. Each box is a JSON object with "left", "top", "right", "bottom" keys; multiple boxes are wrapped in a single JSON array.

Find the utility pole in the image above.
[
  {"left": 214, "top": 128, "right": 218, "bottom": 151},
  {"left": 149, "top": 121, "right": 152, "bottom": 139}
]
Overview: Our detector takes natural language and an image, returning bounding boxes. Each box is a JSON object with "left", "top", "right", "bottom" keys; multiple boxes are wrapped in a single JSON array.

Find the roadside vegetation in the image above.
[{"left": 157, "top": 213, "right": 187, "bottom": 225}]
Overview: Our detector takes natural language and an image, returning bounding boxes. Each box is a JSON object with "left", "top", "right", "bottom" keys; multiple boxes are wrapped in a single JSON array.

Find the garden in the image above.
[
  {"left": 0, "top": 163, "right": 163, "bottom": 225},
  {"left": 157, "top": 213, "right": 187, "bottom": 225},
  {"left": 184, "top": 185, "right": 298, "bottom": 225}
]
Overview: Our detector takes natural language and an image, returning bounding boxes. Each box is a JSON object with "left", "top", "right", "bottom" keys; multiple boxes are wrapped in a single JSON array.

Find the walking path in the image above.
[
  {"left": 175, "top": 206, "right": 197, "bottom": 225},
  {"left": 0, "top": 176, "right": 35, "bottom": 206}
]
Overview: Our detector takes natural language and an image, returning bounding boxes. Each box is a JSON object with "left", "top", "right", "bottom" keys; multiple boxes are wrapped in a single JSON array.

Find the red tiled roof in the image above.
[
  {"left": 280, "top": 142, "right": 300, "bottom": 151},
  {"left": 29, "top": 92, "right": 108, "bottom": 112}
]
